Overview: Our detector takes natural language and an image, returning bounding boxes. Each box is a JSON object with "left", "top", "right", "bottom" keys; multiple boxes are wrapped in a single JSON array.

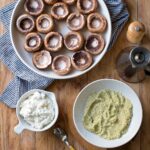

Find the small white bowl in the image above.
[
  {"left": 73, "top": 79, "right": 143, "bottom": 148},
  {"left": 14, "top": 89, "right": 59, "bottom": 134}
]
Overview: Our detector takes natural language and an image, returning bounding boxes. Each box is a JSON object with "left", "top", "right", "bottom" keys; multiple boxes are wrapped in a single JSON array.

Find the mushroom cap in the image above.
[
  {"left": 67, "top": 12, "right": 86, "bottom": 31},
  {"left": 62, "top": 0, "right": 76, "bottom": 5},
  {"left": 24, "top": 0, "right": 44, "bottom": 16},
  {"left": 24, "top": 32, "right": 43, "bottom": 52},
  {"left": 52, "top": 55, "right": 72, "bottom": 75},
  {"left": 71, "top": 50, "right": 93, "bottom": 70},
  {"left": 87, "top": 12, "right": 107, "bottom": 33},
  {"left": 77, "top": 0, "right": 98, "bottom": 14},
  {"left": 64, "top": 31, "right": 84, "bottom": 51},
  {"left": 33, "top": 50, "right": 52, "bottom": 69},
  {"left": 51, "top": 2, "right": 69, "bottom": 20},
  {"left": 36, "top": 14, "right": 54, "bottom": 33},
  {"left": 16, "top": 14, "right": 35, "bottom": 33},
  {"left": 44, "top": 32, "right": 63, "bottom": 52},
  {"left": 44, "top": 0, "right": 57, "bottom": 5},
  {"left": 85, "top": 34, "right": 105, "bottom": 55}
]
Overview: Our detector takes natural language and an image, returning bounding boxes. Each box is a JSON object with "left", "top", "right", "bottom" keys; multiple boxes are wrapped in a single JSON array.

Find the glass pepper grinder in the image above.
[
  {"left": 116, "top": 46, "right": 150, "bottom": 83},
  {"left": 116, "top": 21, "right": 150, "bottom": 83}
]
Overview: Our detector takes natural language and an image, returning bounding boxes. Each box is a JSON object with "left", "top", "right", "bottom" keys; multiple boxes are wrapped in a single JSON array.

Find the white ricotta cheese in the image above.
[{"left": 19, "top": 91, "right": 55, "bottom": 129}]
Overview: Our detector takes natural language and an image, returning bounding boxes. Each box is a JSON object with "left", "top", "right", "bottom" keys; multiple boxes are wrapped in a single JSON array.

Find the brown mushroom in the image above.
[
  {"left": 67, "top": 12, "right": 85, "bottom": 31},
  {"left": 44, "top": 32, "right": 63, "bottom": 52},
  {"left": 16, "top": 14, "right": 35, "bottom": 33},
  {"left": 33, "top": 50, "right": 52, "bottom": 69},
  {"left": 64, "top": 31, "right": 84, "bottom": 51},
  {"left": 44, "top": 0, "right": 57, "bottom": 5},
  {"left": 85, "top": 34, "right": 105, "bottom": 55},
  {"left": 87, "top": 12, "right": 107, "bottom": 33},
  {"left": 71, "top": 50, "right": 92, "bottom": 70},
  {"left": 62, "top": 0, "right": 76, "bottom": 5},
  {"left": 51, "top": 2, "right": 69, "bottom": 20},
  {"left": 52, "top": 55, "right": 71, "bottom": 75},
  {"left": 24, "top": 0, "right": 44, "bottom": 16},
  {"left": 77, "top": 0, "right": 97, "bottom": 15},
  {"left": 24, "top": 32, "right": 42, "bottom": 52},
  {"left": 36, "top": 14, "right": 54, "bottom": 34}
]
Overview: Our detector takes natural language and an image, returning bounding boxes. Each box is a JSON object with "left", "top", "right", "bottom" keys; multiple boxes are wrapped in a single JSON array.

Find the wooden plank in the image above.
[
  {"left": 138, "top": 0, "right": 150, "bottom": 150},
  {"left": 110, "top": 0, "right": 141, "bottom": 150}
]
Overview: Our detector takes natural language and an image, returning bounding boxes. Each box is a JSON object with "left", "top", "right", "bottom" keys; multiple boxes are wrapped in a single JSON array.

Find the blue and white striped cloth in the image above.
[{"left": 0, "top": 0, "right": 129, "bottom": 108}]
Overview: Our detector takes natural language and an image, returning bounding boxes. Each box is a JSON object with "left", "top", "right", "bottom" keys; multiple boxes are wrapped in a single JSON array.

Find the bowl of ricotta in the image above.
[
  {"left": 73, "top": 79, "right": 143, "bottom": 148},
  {"left": 14, "top": 89, "right": 59, "bottom": 134}
]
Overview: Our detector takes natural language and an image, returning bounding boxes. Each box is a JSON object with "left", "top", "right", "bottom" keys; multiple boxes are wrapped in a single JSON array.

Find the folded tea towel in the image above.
[{"left": 0, "top": 0, "right": 129, "bottom": 108}]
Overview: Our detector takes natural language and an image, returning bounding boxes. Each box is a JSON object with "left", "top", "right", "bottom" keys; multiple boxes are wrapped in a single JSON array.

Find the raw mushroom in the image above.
[
  {"left": 62, "top": 0, "right": 76, "bottom": 5},
  {"left": 71, "top": 50, "right": 92, "bottom": 70},
  {"left": 33, "top": 50, "right": 52, "bottom": 69},
  {"left": 77, "top": 0, "right": 97, "bottom": 15},
  {"left": 24, "top": 32, "right": 42, "bottom": 52},
  {"left": 67, "top": 12, "right": 85, "bottom": 31},
  {"left": 52, "top": 55, "right": 72, "bottom": 75},
  {"left": 16, "top": 14, "right": 35, "bottom": 33},
  {"left": 64, "top": 31, "right": 84, "bottom": 51},
  {"left": 51, "top": 2, "right": 69, "bottom": 20},
  {"left": 24, "top": 0, "right": 44, "bottom": 16},
  {"left": 44, "top": 0, "right": 57, "bottom": 5},
  {"left": 36, "top": 14, "right": 54, "bottom": 34},
  {"left": 85, "top": 34, "right": 105, "bottom": 55},
  {"left": 87, "top": 12, "right": 107, "bottom": 33},
  {"left": 44, "top": 32, "right": 63, "bottom": 52}
]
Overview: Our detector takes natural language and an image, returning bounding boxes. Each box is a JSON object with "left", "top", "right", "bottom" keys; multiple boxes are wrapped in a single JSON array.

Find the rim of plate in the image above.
[
  {"left": 10, "top": 0, "right": 112, "bottom": 79},
  {"left": 73, "top": 79, "right": 143, "bottom": 148}
]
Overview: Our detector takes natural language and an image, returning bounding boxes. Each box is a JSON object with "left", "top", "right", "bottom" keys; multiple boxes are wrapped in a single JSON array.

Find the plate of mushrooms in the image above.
[{"left": 10, "top": 0, "right": 112, "bottom": 79}]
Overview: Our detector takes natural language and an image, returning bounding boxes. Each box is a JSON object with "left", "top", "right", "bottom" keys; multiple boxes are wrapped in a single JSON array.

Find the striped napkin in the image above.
[{"left": 0, "top": 0, "right": 129, "bottom": 108}]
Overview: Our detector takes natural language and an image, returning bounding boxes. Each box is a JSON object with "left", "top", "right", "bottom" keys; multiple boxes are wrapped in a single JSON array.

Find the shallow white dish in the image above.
[
  {"left": 73, "top": 79, "right": 143, "bottom": 148},
  {"left": 10, "top": 0, "right": 112, "bottom": 79},
  {"left": 14, "top": 89, "right": 59, "bottom": 134}
]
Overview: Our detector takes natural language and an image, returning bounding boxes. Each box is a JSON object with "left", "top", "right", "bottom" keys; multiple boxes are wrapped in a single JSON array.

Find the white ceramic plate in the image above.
[
  {"left": 10, "top": 0, "right": 112, "bottom": 79},
  {"left": 73, "top": 79, "right": 143, "bottom": 148}
]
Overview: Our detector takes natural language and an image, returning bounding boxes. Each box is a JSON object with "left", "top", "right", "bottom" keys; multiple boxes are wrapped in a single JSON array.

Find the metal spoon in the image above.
[{"left": 53, "top": 127, "right": 75, "bottom": 150}]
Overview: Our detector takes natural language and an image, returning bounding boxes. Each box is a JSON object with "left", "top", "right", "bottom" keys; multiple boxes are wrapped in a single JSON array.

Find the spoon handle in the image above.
[{"left": 69, "top": 145, "right": 75, "bottom": 150}]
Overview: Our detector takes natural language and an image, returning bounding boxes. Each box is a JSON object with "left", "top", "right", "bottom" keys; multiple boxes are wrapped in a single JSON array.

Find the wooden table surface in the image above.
[{"left": 0, "top": 0, "right": 150, "bottom": 150}]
